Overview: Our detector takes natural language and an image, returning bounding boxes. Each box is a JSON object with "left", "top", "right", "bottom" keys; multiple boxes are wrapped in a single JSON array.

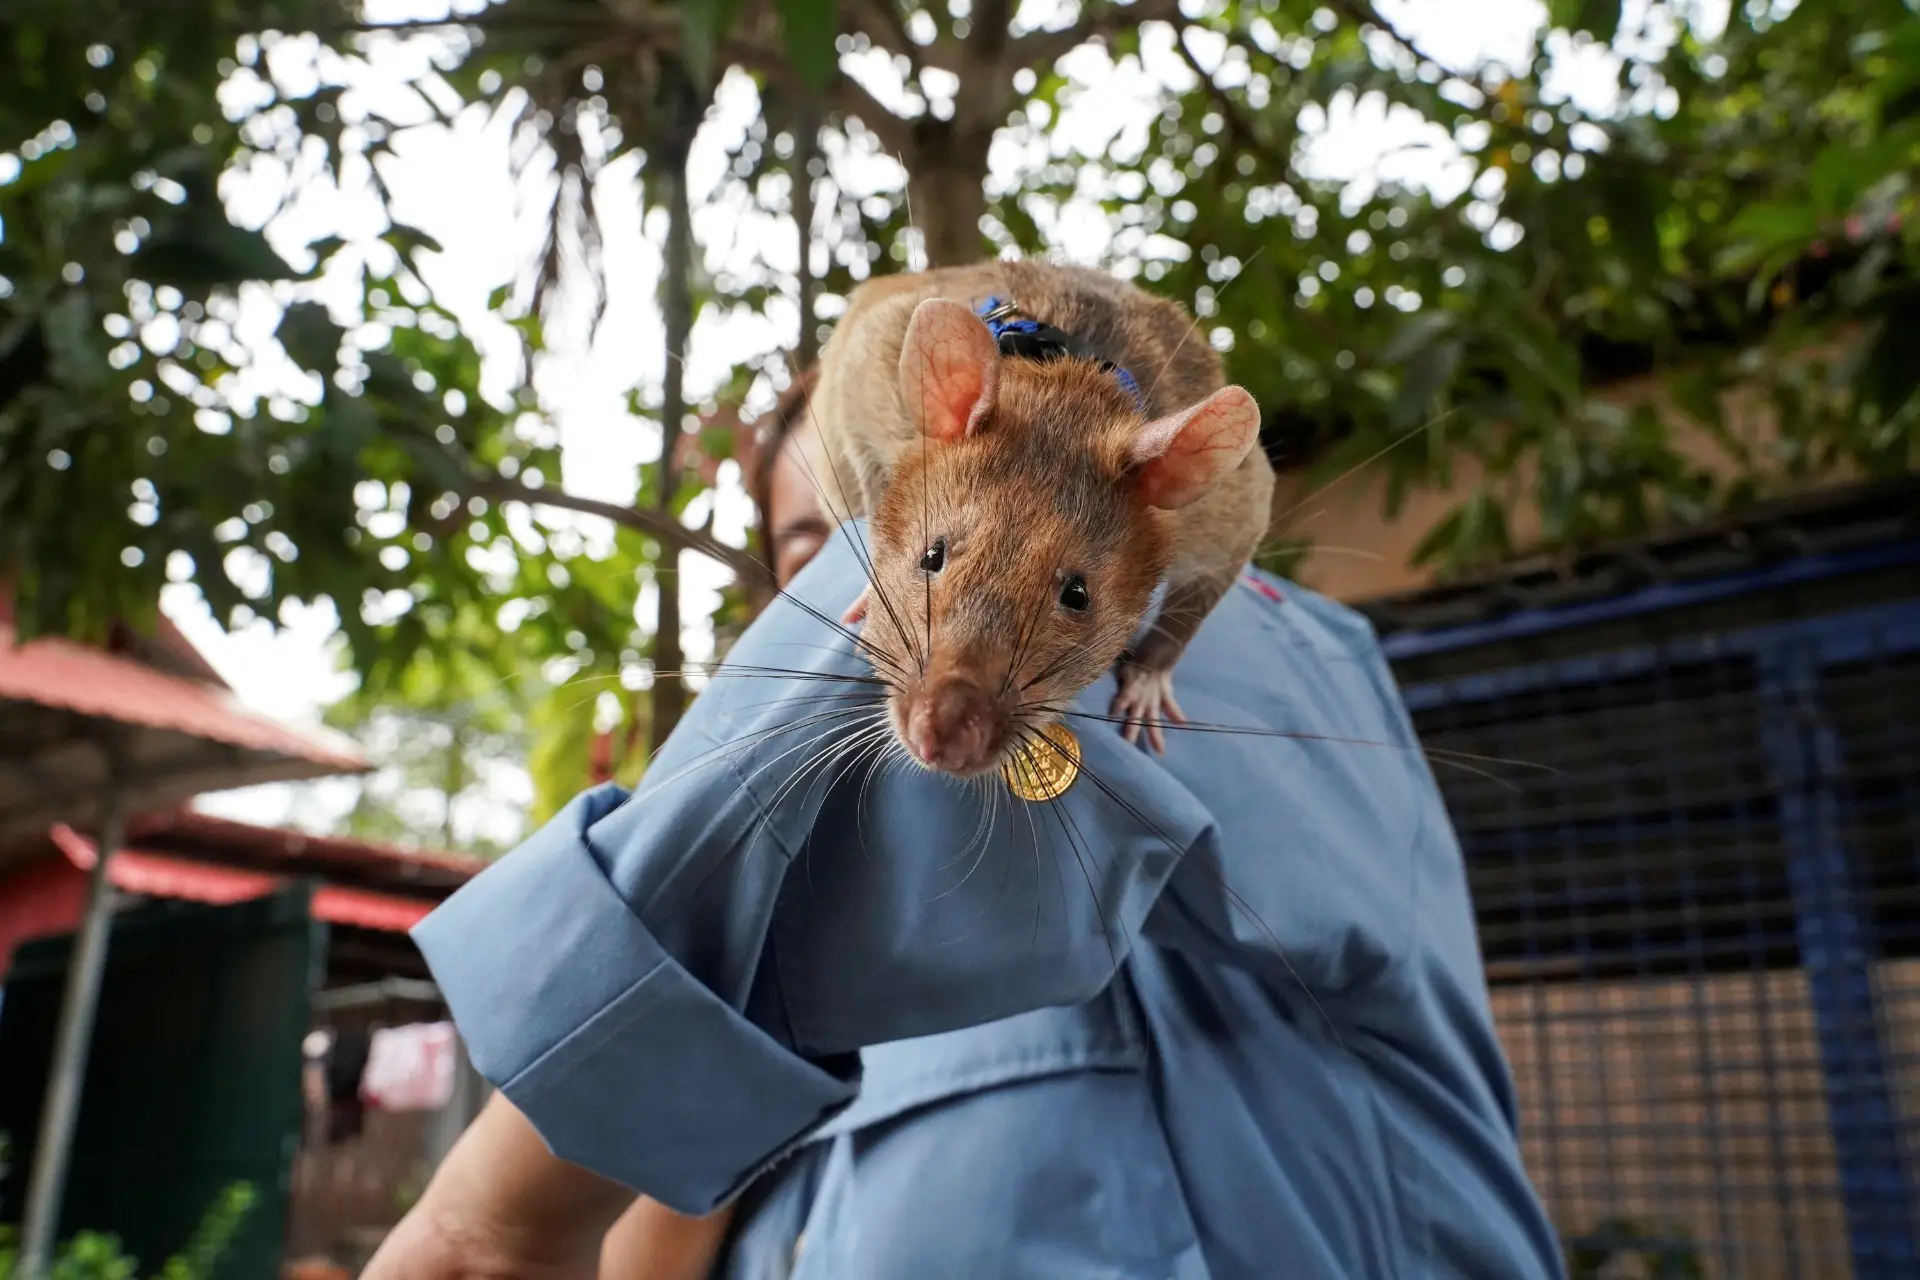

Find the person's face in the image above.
[{"left": 766, "top": 419, "right": 834, "bottom": 589}]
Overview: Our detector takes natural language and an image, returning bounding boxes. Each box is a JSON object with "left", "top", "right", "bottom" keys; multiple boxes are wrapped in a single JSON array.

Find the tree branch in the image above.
[
  {"left": 1007, "top": 0, "right": 1186, "bottom": 74},
  {"left": 851, "top": 0, "right": 924, "bottom": 68},
  {"left": 972, "top": 0, "right": 1016, "bottom": 60},
  {"left": 1323, "top": 0, "right": 1499, "bottom": 103},
  {"left": 691, "top": 21, "right": 916, "bottom": 155},
  {"left": 857, "top": 3, "right": 967, "bottom": 76},
  {"left": 469, "top": 475, "right": 772, "bottom": 586},
  {"left": 309, "top": 10, "right": 644, "bottom": 40},
  {"left": 829, "top": 72, "right": 916, "bottom": 155},
  {"left": 1170, "top": 23, "right": 1292, "bottom": 176}
]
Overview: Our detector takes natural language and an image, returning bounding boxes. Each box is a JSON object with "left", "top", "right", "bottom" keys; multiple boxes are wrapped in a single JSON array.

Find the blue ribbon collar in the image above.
[{"left": 974, "top": 295, "right": 1146, "bottom": 414}]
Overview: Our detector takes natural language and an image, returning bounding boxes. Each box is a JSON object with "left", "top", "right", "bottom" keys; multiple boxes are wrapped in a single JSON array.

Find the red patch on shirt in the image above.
[{"left": 1239, "top": 573, "right": 1285, "bottom": 603}]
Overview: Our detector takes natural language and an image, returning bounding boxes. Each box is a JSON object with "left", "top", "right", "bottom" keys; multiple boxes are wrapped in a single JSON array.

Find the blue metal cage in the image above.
[{"left": 1363, "top": 479, "right": 1920, "bottom": 1280}]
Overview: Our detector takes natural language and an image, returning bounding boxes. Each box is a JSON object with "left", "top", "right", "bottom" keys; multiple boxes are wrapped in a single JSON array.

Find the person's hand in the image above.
[
  {"left": 599, "top": 1198, "right": 734, "bottom": 1280},
  {"left": 359, "top": 1195, "right": 601, "bottom": 1280},
  {"left": 359, "top": 1093, "right": 633, "bottom": 1280}
]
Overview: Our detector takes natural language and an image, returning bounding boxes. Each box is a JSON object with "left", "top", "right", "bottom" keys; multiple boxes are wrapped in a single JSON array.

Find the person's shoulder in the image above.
[{"left": 1233, "top": 565, "right": 1384, "bottom": 658}]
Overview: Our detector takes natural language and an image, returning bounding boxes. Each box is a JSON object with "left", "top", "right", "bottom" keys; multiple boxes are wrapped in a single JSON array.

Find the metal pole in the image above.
[
  {"left": 16, "top": 786, "right": 125, "bottom": 1279},
  {"left": 421, "top": 1031, "right": 488, "bottom": 1171}
]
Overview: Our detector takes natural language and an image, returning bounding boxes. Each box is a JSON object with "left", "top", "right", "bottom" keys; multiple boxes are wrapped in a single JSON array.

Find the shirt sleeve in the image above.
[
  {"left": 1131, "top": 570, "right": 1444, "bottom": 1002},
  {"left": 411, "top": 783, "right": 861, "bottom": 1215},
  {"left": 410, "top": 528, "right": 1220, "bottom": 1212}
]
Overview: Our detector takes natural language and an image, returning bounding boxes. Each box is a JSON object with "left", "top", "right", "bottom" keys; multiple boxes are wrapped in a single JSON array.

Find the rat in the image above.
[{"left": 806, "top": 259, "right": 1274, "bottom": 779}]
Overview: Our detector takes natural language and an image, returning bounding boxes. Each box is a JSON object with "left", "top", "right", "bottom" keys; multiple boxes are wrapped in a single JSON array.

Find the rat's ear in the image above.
[
  {"left": 898, "top": 299, "right": 1000, "bottom": 444},
  {"left": 1128, "top": 385, "right": 1261, "bottom": 510}
]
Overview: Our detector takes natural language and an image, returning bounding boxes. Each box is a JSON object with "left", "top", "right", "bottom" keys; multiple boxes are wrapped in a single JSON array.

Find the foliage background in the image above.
[{"left": 2, "top": 0, "right": 1914, "bottom": 849}]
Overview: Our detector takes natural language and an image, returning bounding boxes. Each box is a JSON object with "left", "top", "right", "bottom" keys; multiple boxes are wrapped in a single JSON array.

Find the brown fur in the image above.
[{"left": 812, "top": 260, "right": 1276, "bottom": 775}]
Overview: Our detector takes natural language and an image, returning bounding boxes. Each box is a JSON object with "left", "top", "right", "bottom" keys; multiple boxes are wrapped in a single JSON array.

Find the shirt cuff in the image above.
[{"left": 411, "top": 786, "right": 861, "bottom": 1213}]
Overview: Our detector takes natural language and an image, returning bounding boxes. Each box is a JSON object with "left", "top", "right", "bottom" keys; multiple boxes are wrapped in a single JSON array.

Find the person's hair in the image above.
[
  {"left": 747, "top": 363, "right": 821, "bottom": 527},
  {"left": 743, "top": 358, "right": 1333, "bottom": 541}
]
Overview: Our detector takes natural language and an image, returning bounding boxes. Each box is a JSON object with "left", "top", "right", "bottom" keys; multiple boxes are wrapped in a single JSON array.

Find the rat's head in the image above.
[{"left": 843, "top": 297, "right": 1261, "bottom": 778}]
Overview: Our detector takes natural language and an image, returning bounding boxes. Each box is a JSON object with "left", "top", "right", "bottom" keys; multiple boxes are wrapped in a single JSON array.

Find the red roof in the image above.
[
  {"left": 131, "top": 809, "right": 489, "bottom": 883},
  {"left": 0, "top": 819, "right": 466, "bottom": 976},
  {"left": 0, "top": 620, "right": 364, "bottom": 772},
  {"left": 48, "top": 825, "right": 440, "bottom": 932}
]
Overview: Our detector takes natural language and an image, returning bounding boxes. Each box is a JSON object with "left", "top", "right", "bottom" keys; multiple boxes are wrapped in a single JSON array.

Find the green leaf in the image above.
[
  {"left": 681, "top": 0, "right": 746, "bottom": 88},
  {"left": 1717, "top": 203, "right": 1821, "bottom": 275},
  {"left": 301, "top": 234, "right": 348, "bottom": 279},
  {"left": 275, "top": 302, "right": 347, "bottom": 375},
  {"left": 382, "top": 222, "right": 446, "bottom": 269},
  {"left": 1377, "top": 310, "right": 1455, "bottom": 364},
  {"left": 1550, "top": 0, "right": 1622, "bottom": 41},
  {"left": 1391, "top": 338, "right": 1463, "bottom": 430},
  {"left": 777, "top": 0, "right": 840, "bottom": 91},
  {"left": 139, "top": 216, "right": 299, "bottom": 289},
  {"left": 1603, "top": 173, "right": 1663, "bottom": 281},
  {"left": 1857, "top": 289, "right": 1920, "bottom": 418}
]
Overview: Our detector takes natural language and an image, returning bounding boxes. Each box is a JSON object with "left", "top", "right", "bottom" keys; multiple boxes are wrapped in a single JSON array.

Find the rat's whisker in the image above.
[
  {"left": 764, "top": 578, "right": 919, "bottom": 684},
  {"left": 1008, "top": 735, "right": 1079, "bottom": 953},
  {"left": 1014, "top": 684, "right": 1552, "bottom": 779},
  {"left": 741, "top": 713, "right": 894, "bottom": 873},
  {"left": 1061, "top": 749, "right": 1347, "bottom": 1052},
  {"left": 1002, "top": 546, "right": 1071, "bottom": 702},
  {"left": 659, "top": 713, "right": 894, "bottom": 918},
  {"left": 1022, "top": 732, "right": 1125, "bottom": 976},
  {"left": 733, "top": 706, "right": 886, "bottom": 808},
  {"left": 932, "top": 776, "right": 999, "bottom": 876},
  {"left": 1285, "top": 543, "right": 1387, "bottom": 564},
  {"left": 1054, "top": 709, "right": 1548, "bottom": 779},
  {"left": 933, "top": 775, "right": 1010, "bottom": 947},
  {"left": 724, "top": 688, "right": 891, "bottom": 717},
  {"left": 1271, "top": 408, "right": 1460, "bottom": 536},
  {"left": 780, "top": 351, "right": 926, "bottom": 672},
  {"left": 900, "top": 170, "right": 935, "bottom": 677},
  {"left": 1419, "top": 745, "right": 1557, "bottom": 774},
  {"left": 627, "top": 700, "right": 887, "bottom": 802},
  {"left": 855, "top": 716, "right": 907, "bottom": 855},
  {"left": 656, "top": 664, "right": 893, "bottom": 688},
  {"left": 1140, "top": 245, "right": 1268, "bottom": 407},
  {"left": 928, "top": 773, "right": 1003, "bottom": 904},
  {"left": 1012, "top": 754, "right": 1047, "bottom": 950}
]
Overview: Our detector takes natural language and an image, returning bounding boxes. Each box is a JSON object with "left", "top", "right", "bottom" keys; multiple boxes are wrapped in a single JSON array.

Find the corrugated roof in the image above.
[
  {"left": 0, "top": 620, "right": 369, "bottom": 844},
  {"left": 0, "top": 621, "right": 364, "bottom": 771},
  {"left": 47, "top": 825, "right": 437, "bottom": 933},
  {"left": 132, "top": 810, "right": 488, "bottom": 885}
]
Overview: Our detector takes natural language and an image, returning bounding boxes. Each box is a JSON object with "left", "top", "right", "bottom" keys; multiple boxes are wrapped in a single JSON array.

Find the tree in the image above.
[
  {"left": 4, "top": 0, "right": 1914, "bottom": 806},
  {"left": 322, "top": 628, "right": 537, "bottom": 856},
  {"left": 1111, "top": 0, "right": 1920, "bottom": 570},
  {"left": 2, "top": 2, "right": 694, "bottom": 698}
]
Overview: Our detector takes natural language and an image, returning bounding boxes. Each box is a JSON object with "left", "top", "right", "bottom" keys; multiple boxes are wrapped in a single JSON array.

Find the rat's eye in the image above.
[
  {"left": 919, "top": 537, "right": 947, "bottom": 573},
  {"left": 1058, "top": 574, "right": 1090, "bottom": 613}
]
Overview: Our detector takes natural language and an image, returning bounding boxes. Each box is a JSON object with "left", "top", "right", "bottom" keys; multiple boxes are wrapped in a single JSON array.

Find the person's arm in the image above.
[
  {"left": 407, "top": 533, "right": 1213, "bottom": 1213},
  {"left": 361, "top": 1093, "right": 735, "bottom": 1280},
  {"left": 361, "top": 1093, "right": 633, "bottom": 1280},
  {"left": 600, "top": 1197, "right": 734, "bottom": 1280}
]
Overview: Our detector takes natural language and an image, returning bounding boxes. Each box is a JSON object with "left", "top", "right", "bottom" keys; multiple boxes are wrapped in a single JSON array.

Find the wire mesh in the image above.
[{"left": 1393, "top": 594, "right": 1920, "bottom": 1280}]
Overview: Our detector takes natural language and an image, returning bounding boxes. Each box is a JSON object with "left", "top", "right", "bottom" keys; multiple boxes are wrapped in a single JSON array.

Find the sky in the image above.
[{"left": 160, "top": 0, "right": 1703, "bottom": 847}]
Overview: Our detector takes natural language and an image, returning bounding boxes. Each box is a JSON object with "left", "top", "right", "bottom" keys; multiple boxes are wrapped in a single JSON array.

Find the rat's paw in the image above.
[{"left": 1109, "top": 662, "right": 1186, "bottom": 754}]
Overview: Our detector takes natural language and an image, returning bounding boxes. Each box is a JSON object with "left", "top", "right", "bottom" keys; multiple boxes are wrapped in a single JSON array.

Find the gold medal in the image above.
[{"left": 1003, "top": 721, "right": 1082, "bottom": 802}]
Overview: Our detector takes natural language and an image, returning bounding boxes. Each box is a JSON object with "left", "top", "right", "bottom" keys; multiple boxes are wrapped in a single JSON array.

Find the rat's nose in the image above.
[{"left": 904, "top": 679, "right": 996, "bottom": 774}]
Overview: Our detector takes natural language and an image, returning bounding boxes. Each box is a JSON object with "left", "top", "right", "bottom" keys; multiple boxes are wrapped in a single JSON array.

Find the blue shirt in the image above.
[{"left": 412, "top": 523, "right": 1563, "bottom": 1280}]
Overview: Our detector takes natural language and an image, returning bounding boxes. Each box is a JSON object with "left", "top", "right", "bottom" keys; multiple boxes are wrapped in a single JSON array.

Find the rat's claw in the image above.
[{"left": 1110, "top": 663, "right": 1180, "bottom": 755}]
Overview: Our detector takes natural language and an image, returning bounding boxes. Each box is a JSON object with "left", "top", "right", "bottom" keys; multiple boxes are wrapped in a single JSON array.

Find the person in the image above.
[{"left": 363, "top": 361, "right": 1565, "bottom": 1280}]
